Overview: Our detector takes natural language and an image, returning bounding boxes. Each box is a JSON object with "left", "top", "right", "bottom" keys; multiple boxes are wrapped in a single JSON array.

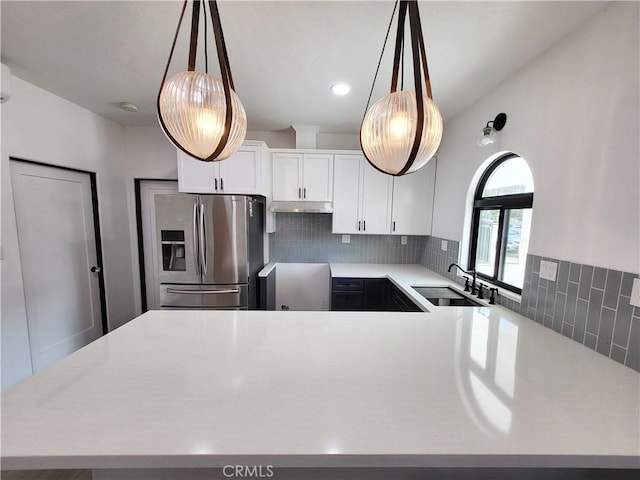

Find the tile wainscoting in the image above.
[{"left": 269, "top": 213, "right": 426, "bottom": 264}]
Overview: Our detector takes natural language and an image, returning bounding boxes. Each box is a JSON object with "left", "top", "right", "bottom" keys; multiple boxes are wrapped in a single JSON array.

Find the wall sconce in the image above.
[
  {"left": 359, "top": 0, "right": 443, "bottom": 176},
  {"left": 157, "top": 1, "right": 246, "bottom": 162},
  {"left": 477, "top": 113, "right": 507, "bottom": 147}
]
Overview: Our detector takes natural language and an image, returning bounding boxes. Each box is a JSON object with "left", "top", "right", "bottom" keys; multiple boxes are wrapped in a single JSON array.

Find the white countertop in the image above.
[
  {"left": 261, "top": 262, "right": 468, "bottom": 312},
  {"left": 2, "top": 295, "right": 639, "bottom": 470}
]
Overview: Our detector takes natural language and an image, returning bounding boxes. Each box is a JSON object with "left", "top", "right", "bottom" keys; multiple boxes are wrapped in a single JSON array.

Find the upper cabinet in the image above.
[
  {"left": 272, "top": 152, "right": 334, "bottom": 202},
  {"left": 390, "top": 158, "right": 437, "bottom": 236},
  {"left": 333, "top": 154, "right": 392, "bottom": 234},
  {"left": 176, "top": 141, "right": 434, "bottom": 237},
  {"left": 178, "top": 141, "right": 270, "bottom": 195}
]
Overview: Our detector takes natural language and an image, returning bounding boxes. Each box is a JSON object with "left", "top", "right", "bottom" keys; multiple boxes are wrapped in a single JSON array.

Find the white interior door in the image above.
[
  {"left": 139, "top": 180, "right": 179, "bottom": 310},
  {"left": 10, "top": 160, "right": 104, "bottom": 373}
]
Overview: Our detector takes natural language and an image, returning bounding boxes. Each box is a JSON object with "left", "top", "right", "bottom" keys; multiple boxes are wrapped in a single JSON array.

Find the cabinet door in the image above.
[
  {"left": 388, "top": 284, "right": 422, "bottom": 312},
  {"left": 332, "top": 155, "right": 362, "bottom": 234},
  {"left": 363, "top": 279, "right": 389, "bottom": 311},
  {"left": 273, "top": 153, "right": 303, "bottom": 201},
  {"left": 218, "top": 146, "right": 262, "bottom": 194},
  {"left": 331, "top": 291, "right": 364, "bottom": 311},
  {"left": 361, "top": 160, "right": 393, "bottom": 234},
  {"left": 303, "top": 154, "right": 334, "bottom": 201},
  {"left": 391, "top": 159, "right": 436, "bottom": 235},
  {"left": 177, "top": 151, "right": 219, "bottom": 193}
]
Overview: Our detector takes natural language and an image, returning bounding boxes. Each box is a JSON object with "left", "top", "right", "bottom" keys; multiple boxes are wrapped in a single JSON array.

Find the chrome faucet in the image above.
[{"left": 448, "top": 263, "right": 478, "bottom": 295}]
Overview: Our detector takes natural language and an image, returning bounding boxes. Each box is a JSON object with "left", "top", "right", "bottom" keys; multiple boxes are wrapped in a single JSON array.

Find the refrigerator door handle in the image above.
[
  {"left": 199, "top": 202, "right": 207, "bottom": 276},
  {"left": 192, "top": 202, "right": 200, "bottom": 276},
  {"left": 166, "top": 288, "right": 240, "bottom": 295}
]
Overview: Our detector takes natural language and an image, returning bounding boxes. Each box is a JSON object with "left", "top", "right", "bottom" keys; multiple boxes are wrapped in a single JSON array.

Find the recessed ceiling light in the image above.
[
  {"left": 119, "top": 102, "right": 139, "bottom": 112},
  {"left": 330, "top": 82, "right": 350, "bottom": 96}
]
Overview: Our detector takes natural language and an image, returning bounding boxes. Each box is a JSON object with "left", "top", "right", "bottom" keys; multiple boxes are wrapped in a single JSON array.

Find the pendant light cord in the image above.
[
  {"left": 159, "top": 0, "right": 189, "bottom": 88},
  {"left": 362, "top": 0, "right": 399, "bottom": 122},
  {"left": 187, "top": 0, "right": 201, "bottom": 71},
  {"left": 203, "top": 1, "right": 209, "bottom": 73}
]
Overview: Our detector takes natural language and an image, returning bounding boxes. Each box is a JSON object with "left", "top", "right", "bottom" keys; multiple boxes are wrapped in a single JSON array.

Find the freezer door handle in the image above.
[
  {"left": 165, "top": 288, "right": 241, "bottom": 295},
  {"left": 192, "top": 202, "right": 200, "bottom": 275},
  {"left": 199, "top": 202, "right": 207, "bottom": 276}
]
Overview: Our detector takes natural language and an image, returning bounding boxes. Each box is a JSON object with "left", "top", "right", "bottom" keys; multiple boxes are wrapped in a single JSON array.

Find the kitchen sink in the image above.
[{"left": 411, "top": 286, "right": 483, "bottom": 307}]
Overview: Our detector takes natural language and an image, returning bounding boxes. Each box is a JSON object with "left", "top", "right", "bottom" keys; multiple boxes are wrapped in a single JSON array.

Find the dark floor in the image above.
[{"left": 1, "top": 471, "right": 91, "bottom": 480}]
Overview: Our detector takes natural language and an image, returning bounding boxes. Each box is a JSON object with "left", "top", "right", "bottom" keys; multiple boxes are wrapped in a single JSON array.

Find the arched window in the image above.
[{"left": 469, "top": 154, "right": 534, "bottom": 293}]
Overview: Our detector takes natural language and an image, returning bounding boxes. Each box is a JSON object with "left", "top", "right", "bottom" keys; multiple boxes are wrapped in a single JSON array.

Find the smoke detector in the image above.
[{"left": 119, "top": 102, "right": 139, "bottom": 112}]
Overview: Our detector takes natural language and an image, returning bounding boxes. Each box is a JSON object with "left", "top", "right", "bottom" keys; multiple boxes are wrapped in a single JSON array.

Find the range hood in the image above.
[{"left": 269, "top": 201, "right": 333, "bottom": 213}]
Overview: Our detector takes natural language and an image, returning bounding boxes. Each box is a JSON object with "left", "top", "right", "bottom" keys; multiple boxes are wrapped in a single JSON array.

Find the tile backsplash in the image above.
[
  {"left": 519, "top": 255, "right": 639, "bottom": 371},
  {"left": 269, "top": 215, "right": 639, "bottom": 371},
  {"left": 419, "top": 235, "right": 461, "bottom": 282},
  {"left": 269, "top": 213, "right": 425, "bottom": 264}
]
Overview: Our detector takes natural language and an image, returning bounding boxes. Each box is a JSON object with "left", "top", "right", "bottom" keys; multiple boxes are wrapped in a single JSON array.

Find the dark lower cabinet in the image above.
[
  {"left": 363, "top": 279, "right": 389, "bottom": 311},
  {"left": 388, "top": 284, "right": 423, "bottom": 312},
  {"left": 331, "top": 278, "right": 365, "bottom": 311},
  {"left": 331, "top": 291, "right": 364, "bottom": 310},
  {"left": 331, "top": 277, "right": 422, "bottom": 312}
]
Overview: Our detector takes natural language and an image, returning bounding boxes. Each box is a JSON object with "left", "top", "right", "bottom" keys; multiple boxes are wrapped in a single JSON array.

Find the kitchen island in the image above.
[{"left": 2, "top": 267, "right": 639, "bottom": 479}]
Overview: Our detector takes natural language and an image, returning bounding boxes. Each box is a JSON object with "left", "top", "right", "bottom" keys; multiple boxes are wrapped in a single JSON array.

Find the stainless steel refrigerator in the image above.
[{"left": 154, "top": 194, "right": 264, "bottom": 309}]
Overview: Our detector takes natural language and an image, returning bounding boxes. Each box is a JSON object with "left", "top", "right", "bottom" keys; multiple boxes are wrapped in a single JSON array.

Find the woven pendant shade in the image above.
[
  {"left": 159, "top": 71, "right": 246, "bottom": 160},
  {"left": 361, "top": 90, "right": 442, "bottom": 175}
]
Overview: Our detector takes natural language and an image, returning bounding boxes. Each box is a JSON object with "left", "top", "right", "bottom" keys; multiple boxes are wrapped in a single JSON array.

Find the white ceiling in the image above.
[{"left": 1, "top": 1, "right": 609, "bottom": 134}]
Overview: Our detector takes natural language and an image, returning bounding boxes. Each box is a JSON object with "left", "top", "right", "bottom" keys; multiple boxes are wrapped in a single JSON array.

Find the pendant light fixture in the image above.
[
  {"left": 157, "top": 1, "right": 246, "bottom": 162},
  {"left": 360, "top": 0, "right": 443, "bottom": 176}
]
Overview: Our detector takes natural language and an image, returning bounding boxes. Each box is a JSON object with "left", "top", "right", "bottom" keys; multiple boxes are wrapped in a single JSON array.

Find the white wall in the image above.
[
  {"left": 246, "top": 129, "right": 295, "bottom": 148},
  {"left": 432, "top": 3, "right": 639, "bottom": 274},
  {"left": 316, "top": 133, "right": 360, "bottom": 150},
  {"left": 120, "top": 126, "right": 179, "bottom": 315},
  {"left": 1, "top": 77, "right": 137, "bottom": 389}
]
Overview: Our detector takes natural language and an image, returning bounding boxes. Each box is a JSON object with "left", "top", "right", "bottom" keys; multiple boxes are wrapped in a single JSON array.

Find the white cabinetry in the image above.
[
  {"left": 391, "top": 158, "right": 436, "bottom": 236},
  {"left": 272, "top": 152, "right": 333, "bottom": 202},
  {"left": 177, "top": 141, "right": 274, "bottom": 233},
  {"left": 177, "top": 141, "right": 269, "bottom": 195},
  {"left": 332, "top": 154, "right": 392, "bottom": 234}
]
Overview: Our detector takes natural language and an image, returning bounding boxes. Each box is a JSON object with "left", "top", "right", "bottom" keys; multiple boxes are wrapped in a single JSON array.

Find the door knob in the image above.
[{"left": 90, "top": 266, "right": 102, "bottom": 273}]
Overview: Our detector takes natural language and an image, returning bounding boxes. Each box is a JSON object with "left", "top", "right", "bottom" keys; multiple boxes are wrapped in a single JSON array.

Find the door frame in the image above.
[
  {"left": 134, "top": 178, "right": 178, "bottom": 312},
  {"left": 10, "top": 157, "right": 108, "bottom": 335}
]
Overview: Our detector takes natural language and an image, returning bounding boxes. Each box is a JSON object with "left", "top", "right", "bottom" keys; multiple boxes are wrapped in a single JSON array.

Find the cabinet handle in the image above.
[
  {"left": 393, "top": 221, "right": 396, "bottom": 232},
  {"left": 298, "top": 187, "right": 301, "bottom": 199},
  {"left": 214, "top": 178, "right": 218, "bottom": 191},
  {"left": 303, "top": 187, "right": 306, "bottom": 199},
  {"left": 358, "top": 221, "right": 361, "bottom": 231},
  {"left": 363, "top": 220, "right": 366, "bottom": 231},
  {"left": 220, "top": 178, "right": 224, "bottom": 191}
]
